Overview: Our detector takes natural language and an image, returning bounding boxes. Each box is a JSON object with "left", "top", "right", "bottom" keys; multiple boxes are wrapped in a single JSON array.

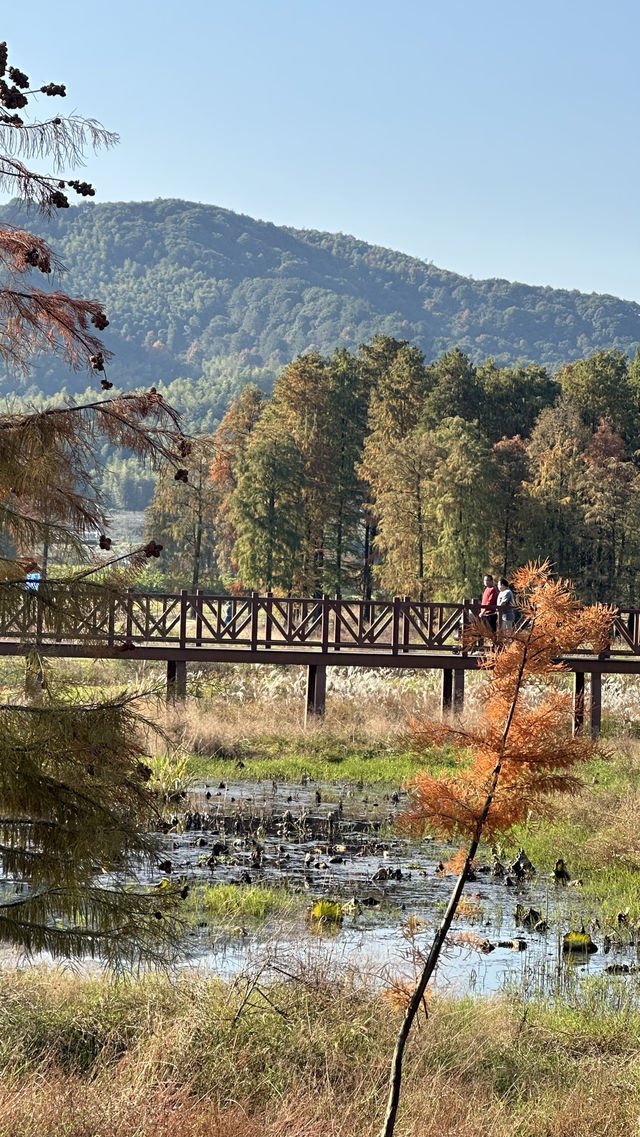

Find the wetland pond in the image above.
[{"left": 158, "top": 777, "right": 640, "bottom": 996}]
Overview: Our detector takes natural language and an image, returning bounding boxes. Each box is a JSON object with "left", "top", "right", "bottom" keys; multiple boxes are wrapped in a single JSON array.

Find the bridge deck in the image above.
[{"left": 1, "top": 589, "right": 636, "bottom": 739}]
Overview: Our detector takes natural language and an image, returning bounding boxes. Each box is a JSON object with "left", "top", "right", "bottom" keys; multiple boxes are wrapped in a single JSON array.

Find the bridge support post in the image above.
[
  {"left": 441, "top": 668, "right": 453, "bottom": 718},
  {"left": 24, "top": 654, "right": 44, "bottom": 698},
  {"left": 590, "top": 671, "right": 602, "bottom": 740},
  {"left": 573, "top": 672, "right": 585, "bottom": 736},
  {"left": 453, "top": 668, "right": 465, "bottom": 716},
  {"left": 167, "top": 659, "right": 187, "bottom": 705},
  {"left": 305, "top": 663, "right": 326, "bottom": 725}
]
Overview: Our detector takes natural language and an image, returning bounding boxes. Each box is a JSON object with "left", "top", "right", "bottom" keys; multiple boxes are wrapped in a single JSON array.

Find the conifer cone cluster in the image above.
[
  {"left": 8, "top": 66, "right": 29, "bottom": 88},
  {"left": 0, "top": 79, "right": 27, "bottom": 110},
  {"left": 66, "top": 179, "right": 96, "bottom": 197}
]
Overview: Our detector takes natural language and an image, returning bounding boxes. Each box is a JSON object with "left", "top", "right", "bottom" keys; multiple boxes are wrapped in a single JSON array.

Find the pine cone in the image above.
[
  {"left": 90, "top": 353, "right": 105, "bottom": 371},
  {"left": 0, "top": 80, "right": 28, "bottom": 110},
  {"left": 41, "top": 82, "right": 66, "bottom": 97},
  {"left": 174, "top": 469, "right": 189, "bottom": 484},
  {"left": 0, "top": 43, "right": 7, "bottom": 77},
  {"left": 48, "top": 189, "right": 69, "bottom": 209},
  {"left": 101, "top": 379, "right": 113, "bottom": 390},
  {"left": 143, "top": 540, "right": 163, "bottom": 558},
  {"left": 8, "top": 67, "right": 29, "bottom": 89},
  {"left": 98, "top": 534, "right": 112, "bottom": 550}
]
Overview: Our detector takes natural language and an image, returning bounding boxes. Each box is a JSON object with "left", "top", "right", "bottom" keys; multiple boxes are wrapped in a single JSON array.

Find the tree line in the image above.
[{"left": 145, "top": 337, "right": 640, "bottom": 605}]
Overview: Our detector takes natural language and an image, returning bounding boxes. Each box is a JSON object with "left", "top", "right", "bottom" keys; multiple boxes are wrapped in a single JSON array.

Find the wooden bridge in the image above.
[{"left": 3, "top": 587, "right": 640, "bottom": 738}]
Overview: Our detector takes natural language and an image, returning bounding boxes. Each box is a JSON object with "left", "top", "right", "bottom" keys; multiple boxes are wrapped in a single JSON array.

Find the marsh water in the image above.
[{"left": 160, "top": 777, "right": 640, "bottom": 995}]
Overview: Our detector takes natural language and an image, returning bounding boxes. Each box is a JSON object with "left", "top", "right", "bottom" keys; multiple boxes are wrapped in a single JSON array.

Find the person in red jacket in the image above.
[{"left": 481, "top": 573, "right": 498, "bottom": 635}]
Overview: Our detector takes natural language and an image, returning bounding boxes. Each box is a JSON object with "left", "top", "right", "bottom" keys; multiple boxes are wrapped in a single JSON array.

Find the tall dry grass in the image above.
[{"left": 0, "top": 966, "right": 639, "bottom": 1136}]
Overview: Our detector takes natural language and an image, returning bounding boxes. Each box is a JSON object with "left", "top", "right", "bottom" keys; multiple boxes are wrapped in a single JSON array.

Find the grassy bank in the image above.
[
  {"left": 1, "top": 966, "right": 639, "bottom": 1136},
  {"left": 184, "top": 732, "right": 452, "bottom": 787},
  {"left": 503, "top": 742, "right": 640, "bottom": 920}
]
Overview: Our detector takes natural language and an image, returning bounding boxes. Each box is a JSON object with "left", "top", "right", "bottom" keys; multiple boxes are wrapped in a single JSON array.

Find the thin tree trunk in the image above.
[
  {"left": 192, "top": 498, "right": 203, "bottom": 593},
  {"left": 336, "top": 509, "right": 343, "bottom": 595},
  {"left": 378, "top": 637, "right": 530, "bottom": 1137}
]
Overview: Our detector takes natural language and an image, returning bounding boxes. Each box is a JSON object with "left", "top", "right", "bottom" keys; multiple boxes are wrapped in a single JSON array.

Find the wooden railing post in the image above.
[
  {"left": 35, "top": 592, "right": 43, "bottom": 647},
  {"left": 265, "top": 590, "right": 273, "bottom": 649},
  {"left": 195, "top": 589, "right": 203, "bottom": 647},
  {"left": 392, "top": 596, "right": 400, "bottom": 655},
  {"left": 179, "top": 589, "right": 188, "bottom": 649},
  {"left": 460, "top": 598, "right": 469, "bottom": 655},
  {"left": 250, "top": 591, "right": 259, "bottom": 651},
  {"left": 321, "top": 594, "right": 330, "bottom": 654},
  {"left": 334, "top": 593, "right": 341, "bottom": 650},
  {"left": 108, "top": 593, "right": 115, "bottom": 647},
  {"left": 403, "top": 595, "right": 411, "bottom": 653},
  {"left": 125, "top": 588, "right": 133, "bottom": 641}
]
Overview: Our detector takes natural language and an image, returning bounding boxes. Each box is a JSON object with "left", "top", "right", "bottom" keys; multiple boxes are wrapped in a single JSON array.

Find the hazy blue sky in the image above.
[{"left": 3, "top": 1, "right": 640, "bottom": 299}]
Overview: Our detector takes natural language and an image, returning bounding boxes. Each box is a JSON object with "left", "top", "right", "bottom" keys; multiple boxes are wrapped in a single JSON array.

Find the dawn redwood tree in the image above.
[
  {"left": 377, "top": 565, "right": 613, "bottom": 1137},
  {"left": 209, "top": 384, "right": 266, "bottom": 576},
  {"left": 580, "top": 421, "right": 640, "bottom": 604},
  {"left": 525, "top": 395, "right": 590, "bottom": 582},
  {"left": 323, "top": 348, "right": 370, "bottom": 594},
  {"left": 229, "top": 410, "right": 305, "bottom": 591},
  {"left": 490, "top": 434, "right": 532, "bottom": 577},
  {"left": 359, "top": 337, "right": 429, "bottom": 601},
  {"left": 145, "top": 434, "right": 219, "bottom": 591},
  {"left": 0, "top": 43, "right": 188, "bottom": 963},
  {"left": 269, "top": 352, "right": 334, "bottom": 594},
  {"left": 373, "top": 429, "right": 434, "bottom": 599},
  {"left": 558, "top": 349, "right": 637, "bottom": 443}
]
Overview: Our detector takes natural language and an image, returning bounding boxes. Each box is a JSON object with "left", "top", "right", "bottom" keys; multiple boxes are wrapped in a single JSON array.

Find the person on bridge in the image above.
[
  {"left": 497, "top": 578, "right": 516, "bottom": 630},
  {"left": 25, "top": 563, "right": 41, "bottom": 592},
  {"left": 480, "top": 574, "right": 498, "bottom": 635}
]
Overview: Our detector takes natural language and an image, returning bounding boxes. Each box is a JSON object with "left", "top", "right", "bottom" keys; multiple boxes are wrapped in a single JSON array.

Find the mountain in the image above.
[{"left": 3, "top": 197, "right": 640, "bottom": 423}]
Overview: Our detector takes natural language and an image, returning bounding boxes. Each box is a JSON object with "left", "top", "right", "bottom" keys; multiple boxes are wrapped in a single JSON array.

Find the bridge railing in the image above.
[{"left": 1, "top": 586, "right": 640, "bottom": 656}]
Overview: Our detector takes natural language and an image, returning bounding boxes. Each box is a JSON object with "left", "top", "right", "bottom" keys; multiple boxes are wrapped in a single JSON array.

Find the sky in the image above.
[{"left": 3, "top": 0, "right": 640, "bottom": 301}]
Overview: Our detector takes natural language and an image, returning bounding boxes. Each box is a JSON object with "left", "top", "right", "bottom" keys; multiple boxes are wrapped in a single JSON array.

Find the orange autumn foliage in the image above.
[{"left": 401, "top": 563, "right": 615, "bottom": 844}]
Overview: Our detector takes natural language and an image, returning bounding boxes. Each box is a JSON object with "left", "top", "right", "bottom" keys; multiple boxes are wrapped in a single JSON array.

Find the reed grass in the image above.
[
  {"left": 196, "top": 882, "right": 302, "bottom": 922},
  {"left": 1, "top": 966, "right": 640, "bottom": 1136}
]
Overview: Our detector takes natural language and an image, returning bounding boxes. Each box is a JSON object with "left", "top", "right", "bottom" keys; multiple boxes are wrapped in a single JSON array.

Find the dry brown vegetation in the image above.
[{"left": 0, "top": 966, "right": 637, "bottom": 1137}]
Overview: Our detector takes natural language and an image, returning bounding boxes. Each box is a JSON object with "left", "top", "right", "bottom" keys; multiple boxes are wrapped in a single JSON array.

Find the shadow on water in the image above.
[{"left": 155, "top": 779, "right": 640, "bottom": 995}]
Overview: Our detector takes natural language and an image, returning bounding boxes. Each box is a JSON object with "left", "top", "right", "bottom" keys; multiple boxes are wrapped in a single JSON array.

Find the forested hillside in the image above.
[{"left": 2, "top": 197, "right": 640, "bottom": 420}]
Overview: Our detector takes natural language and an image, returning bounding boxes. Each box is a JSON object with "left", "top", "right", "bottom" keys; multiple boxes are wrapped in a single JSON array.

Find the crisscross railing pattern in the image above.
[{"left": 0, "top": 586, "right": 639, "bottom": 658}]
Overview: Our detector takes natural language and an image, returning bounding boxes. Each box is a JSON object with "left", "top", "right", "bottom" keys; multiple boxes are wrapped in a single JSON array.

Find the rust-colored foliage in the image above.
[{"left": 402, "top": 563, "right": 615, "bottom": 844}]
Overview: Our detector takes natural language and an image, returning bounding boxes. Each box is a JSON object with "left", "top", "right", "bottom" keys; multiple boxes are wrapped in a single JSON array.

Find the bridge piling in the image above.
[
  {"left": 590, "top": 671, "right": 602, "bottom": 740},
  {"left": 453, "top": 668, "right": 465, "bottom": 715},
  {"left": 441, "top": 668, "right": 453, "bottom": 717},
  {"left": 573, "top": 672, "right": 585, "bottom": 736},
  {"left": 305, "top": 663, "right": 326, "bottom": 725},
  {"left": 166, "top": 659, "right": 187, "bottom": 705}
]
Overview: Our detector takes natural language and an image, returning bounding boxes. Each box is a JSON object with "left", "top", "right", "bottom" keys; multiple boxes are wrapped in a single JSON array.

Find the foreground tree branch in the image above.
[{"left": 0, "top": 41, "right": 191, "bottom": 965}]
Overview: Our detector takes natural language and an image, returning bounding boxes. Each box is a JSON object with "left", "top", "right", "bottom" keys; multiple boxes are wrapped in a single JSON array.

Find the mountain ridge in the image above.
[{"left": 1, "top": 197, "right": 639, "bottom": 406}]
